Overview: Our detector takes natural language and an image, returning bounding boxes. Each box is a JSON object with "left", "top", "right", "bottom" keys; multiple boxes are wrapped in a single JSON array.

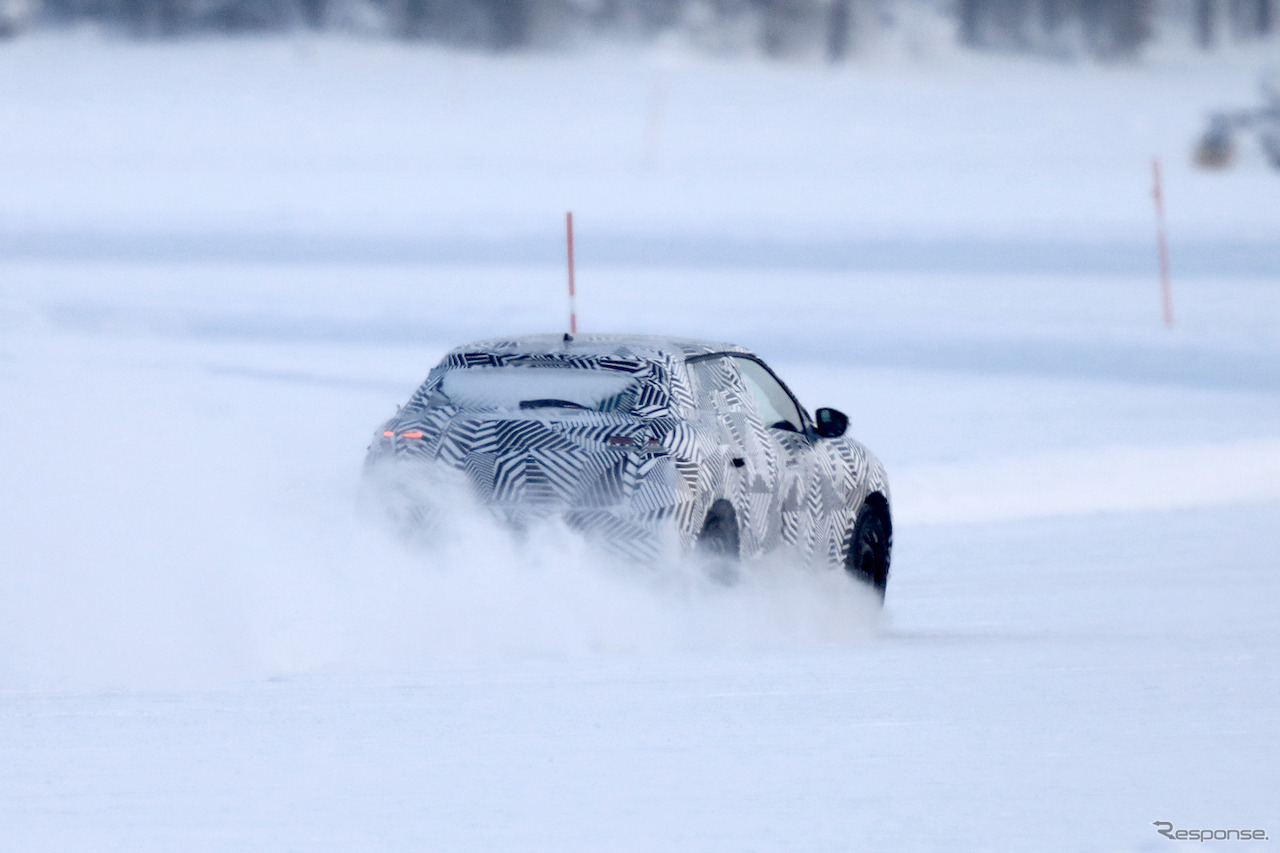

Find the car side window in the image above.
[
  {"left": 687, "top": 356, "right": 743, "bottom": 409},
  {"left": 731, "top": 357, "right": 804, "bottom": 433}
]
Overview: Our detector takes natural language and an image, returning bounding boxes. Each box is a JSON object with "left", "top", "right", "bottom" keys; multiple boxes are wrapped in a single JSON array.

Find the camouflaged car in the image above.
[{"left": 363, "top": 334, "right": 892, "bottom": 595}]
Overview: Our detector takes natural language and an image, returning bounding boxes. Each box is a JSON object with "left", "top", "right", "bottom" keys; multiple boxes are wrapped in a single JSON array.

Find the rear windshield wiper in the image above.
[{"left": 519, "top": 399, "right": 592, "bottom": 410}]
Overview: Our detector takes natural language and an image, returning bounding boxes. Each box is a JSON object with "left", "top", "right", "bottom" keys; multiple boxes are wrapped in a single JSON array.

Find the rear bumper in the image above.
[{"left": 362, "top": 455, "right": 693, "bottom": 562}]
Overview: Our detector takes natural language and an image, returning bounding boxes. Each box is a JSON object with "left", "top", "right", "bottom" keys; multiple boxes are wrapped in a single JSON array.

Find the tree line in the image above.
[
  {"left": 5, "top": 0, "right": 1276, "bottom": 60},
  {"left": 959, "top": 0, "right": 1274, "bottom": 58}
]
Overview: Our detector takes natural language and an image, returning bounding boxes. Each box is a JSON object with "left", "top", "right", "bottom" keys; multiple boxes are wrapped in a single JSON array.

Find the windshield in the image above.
[{"left": 438, "top": 366, "right": 640, "bottom": 413}]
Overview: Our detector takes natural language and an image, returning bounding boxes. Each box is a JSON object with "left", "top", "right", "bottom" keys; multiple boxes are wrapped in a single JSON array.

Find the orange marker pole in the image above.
[
  {"left": 566, "top": 211, "right": 577, "bottom": 335},
  {"left": 1152, "top": 158, "right": 1174, "bottom": 329}
]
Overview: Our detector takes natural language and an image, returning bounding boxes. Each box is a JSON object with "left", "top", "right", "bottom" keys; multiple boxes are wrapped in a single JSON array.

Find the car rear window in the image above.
[{"left": 437, "top": 366, "right": 640, "bottom": 413}]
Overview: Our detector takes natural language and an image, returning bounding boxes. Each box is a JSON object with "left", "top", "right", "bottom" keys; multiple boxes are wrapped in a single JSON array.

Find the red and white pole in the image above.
[
  {"left": 566, "top": 211, "right": 578, "bottom": 335},
  {"left": 1152, "top": 158, "right": 1174, "bottom": 329}
]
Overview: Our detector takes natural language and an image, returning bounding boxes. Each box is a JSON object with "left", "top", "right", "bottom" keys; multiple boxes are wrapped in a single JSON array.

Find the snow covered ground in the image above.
[{"left": 1, "top": 36, "right": 1278, "bottom": 851}]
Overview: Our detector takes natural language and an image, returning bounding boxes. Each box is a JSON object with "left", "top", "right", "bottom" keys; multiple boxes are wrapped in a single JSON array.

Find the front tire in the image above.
[{"left": 845, "top": 503, "right": 890, "bottom": 599}]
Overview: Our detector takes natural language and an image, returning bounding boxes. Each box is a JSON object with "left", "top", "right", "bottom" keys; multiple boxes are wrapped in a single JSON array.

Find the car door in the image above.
[
  {"left": 686, "top": 354, "right": 781, "bottom": 556},
  {"left": 725, "top": 355, "right": 820, "bottom": 557},
  {"left": 731, "top": 358, "right": 868, "bottom": 566}
]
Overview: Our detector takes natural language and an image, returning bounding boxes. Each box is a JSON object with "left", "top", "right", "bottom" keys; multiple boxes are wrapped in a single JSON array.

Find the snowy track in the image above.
[{"left": 3, "top": 258, "right": 1278, "bottom": 850}]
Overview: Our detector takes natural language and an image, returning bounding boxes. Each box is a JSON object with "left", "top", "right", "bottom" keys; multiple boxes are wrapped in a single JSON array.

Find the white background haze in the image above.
[{"left": 1, "top": 34, "right": 1278, "bottom": 851}]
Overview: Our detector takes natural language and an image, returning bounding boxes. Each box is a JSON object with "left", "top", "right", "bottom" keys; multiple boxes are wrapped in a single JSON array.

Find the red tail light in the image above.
[
  {"left": 606, "top": 436, "right": 663, "bottom": 450},
  {"left": 402, "top": 431, "right": 425, "bottom": 440}
]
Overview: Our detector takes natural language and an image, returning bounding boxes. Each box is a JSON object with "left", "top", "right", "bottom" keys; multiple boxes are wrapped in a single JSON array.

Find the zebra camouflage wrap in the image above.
[{"left": 363, "top": 334, "right": 891, "bottom": 583}]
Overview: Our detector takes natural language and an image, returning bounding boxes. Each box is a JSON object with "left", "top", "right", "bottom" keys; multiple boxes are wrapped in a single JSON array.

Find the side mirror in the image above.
[{"left": 813, "top": 407, "right": 848, "bottom": 438}]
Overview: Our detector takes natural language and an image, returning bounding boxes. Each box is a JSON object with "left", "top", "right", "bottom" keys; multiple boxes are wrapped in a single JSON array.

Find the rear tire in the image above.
[
  {"left": 696, "top": 501, "right": 740, "bottom": 583},
  {"left": 696, "top": 500, "right": 739, "bottom": 559},
  {"left": 845, "top": 503, "right": 890, "bottom": 599}
]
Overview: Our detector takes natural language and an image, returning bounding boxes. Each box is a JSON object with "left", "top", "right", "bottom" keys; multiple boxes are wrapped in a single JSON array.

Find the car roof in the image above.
[{"left": 446, "top": 333, "right": 752, "bottom": 362}]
